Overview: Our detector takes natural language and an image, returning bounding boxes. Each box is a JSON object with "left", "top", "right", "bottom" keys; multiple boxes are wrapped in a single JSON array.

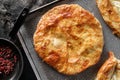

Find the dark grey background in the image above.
[
  {"left": 18, "top": 0, "right": 120, "bottom": 80},
  {"left": 1, "top": 0, "right": 120, "bottom": 80}
]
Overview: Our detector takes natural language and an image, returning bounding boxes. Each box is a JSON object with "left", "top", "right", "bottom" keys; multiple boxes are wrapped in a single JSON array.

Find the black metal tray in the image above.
[{"left": 17, "top": 0, "right": 120, "bottom": 80}]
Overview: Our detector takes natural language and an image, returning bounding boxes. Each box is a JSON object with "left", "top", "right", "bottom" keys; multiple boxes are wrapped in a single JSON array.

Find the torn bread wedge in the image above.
[
  {"left": 95, "top": 51, "right": 117, "bottom": 80},
  {"left": 96, "top": 0, "right": 120, "bottom": 37}
]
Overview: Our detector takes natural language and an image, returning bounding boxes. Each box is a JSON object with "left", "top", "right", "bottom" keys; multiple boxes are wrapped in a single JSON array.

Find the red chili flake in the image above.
[{"left": 0, "top": 45, "right": 17, "bottom": 78}]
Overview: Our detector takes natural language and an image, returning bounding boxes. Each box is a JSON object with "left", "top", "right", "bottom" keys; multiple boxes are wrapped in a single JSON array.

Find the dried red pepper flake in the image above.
[{"left": 0, "top": 45, "right": 17, "bottom": 78}]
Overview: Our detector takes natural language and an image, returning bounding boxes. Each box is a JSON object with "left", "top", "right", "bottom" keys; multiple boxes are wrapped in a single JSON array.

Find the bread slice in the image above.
[{"left": 33, "top": 4, "right": 104, "bottom": 75}]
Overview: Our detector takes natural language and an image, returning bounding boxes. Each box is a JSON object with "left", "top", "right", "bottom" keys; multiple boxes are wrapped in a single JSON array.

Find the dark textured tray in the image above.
[{"left": 17, "top": 0, "right": 120, "bottom": 80}]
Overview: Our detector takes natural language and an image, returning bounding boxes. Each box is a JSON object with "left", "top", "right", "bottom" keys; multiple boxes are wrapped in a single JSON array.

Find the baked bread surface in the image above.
[
  {"left": 33, "top": 4, "right": 103, "bottom": 75},
  {"left": 96, "top": 0, "right": 120, "bottom": 37}
]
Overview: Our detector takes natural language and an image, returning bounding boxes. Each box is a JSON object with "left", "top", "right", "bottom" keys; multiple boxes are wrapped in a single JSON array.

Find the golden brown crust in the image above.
[
  {"left": 95, "top": 52, "right": 117, "bottom": 80},
  {"left": 33, "top": 4, "right": 103, "bottom": 75},
  {"left": 96, "top": 0, "right": 120, "bottom": 37}
]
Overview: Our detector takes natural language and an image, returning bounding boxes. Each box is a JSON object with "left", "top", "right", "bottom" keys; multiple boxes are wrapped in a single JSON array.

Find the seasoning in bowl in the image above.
[{"left": 0, "top": 45, "right": 17, "bottom": 78}]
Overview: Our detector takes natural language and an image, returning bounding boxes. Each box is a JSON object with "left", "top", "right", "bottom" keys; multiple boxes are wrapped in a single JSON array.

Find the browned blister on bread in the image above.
[{"left": 33, "top": 4, "right": 103, "bottom": 75}]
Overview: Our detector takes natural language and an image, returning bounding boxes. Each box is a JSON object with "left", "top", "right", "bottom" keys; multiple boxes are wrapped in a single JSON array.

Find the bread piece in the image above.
[
  {"left": 33, "top": 4, "right": 103, "bottom": 75},
  {"left": 96, "top": 52, "right": 120, "bottom": 80},
  {"left": 96, "top": 0, "right": 120, "bottom": 37},
  {"left": 95, "top": 52, "right": 117, "bottom": 80}
]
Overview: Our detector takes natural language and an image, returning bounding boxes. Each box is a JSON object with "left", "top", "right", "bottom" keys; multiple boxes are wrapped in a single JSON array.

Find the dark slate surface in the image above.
[{"left": 0, "top": 0, "right": 53, "bottom": 37}]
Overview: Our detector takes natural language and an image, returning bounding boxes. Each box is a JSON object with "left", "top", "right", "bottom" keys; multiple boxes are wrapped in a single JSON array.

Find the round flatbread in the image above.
[
  {"left": 33, "top": 4, "right": 103, "bottom": 75},
  {"left": 96, "top": 0, "right": 120, "bottom": 37}
]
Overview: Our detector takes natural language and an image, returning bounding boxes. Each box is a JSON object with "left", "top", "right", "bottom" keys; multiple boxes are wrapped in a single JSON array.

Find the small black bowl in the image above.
[{"left": 0, "top": 38, "right": 23, "bottom": 80}]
